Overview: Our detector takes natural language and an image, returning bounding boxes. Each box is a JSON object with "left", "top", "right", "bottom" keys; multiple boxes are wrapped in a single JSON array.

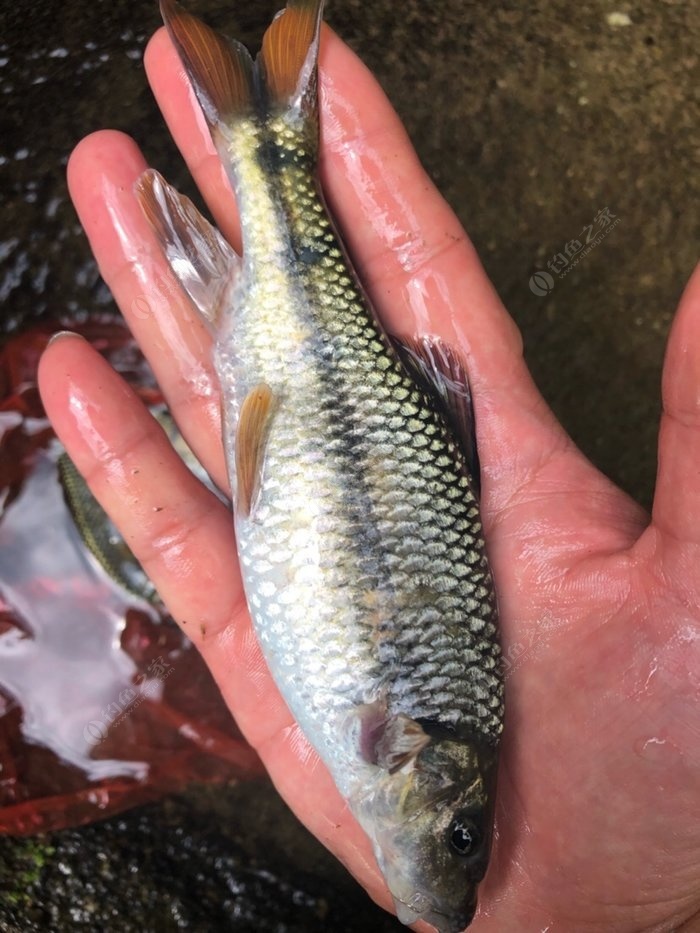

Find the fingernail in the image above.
[{"left": 48, "top": 330, "right": 85, "bottom": 346}]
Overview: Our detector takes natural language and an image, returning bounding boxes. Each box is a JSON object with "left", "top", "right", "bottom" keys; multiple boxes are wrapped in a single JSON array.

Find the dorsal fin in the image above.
[{"left": 393, "top": 335, "right": 481, "bottom": 495}]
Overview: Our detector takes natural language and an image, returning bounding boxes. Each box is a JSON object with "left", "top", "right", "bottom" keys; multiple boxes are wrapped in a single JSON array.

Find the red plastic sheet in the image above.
[{"left": 0, "top": 320, "right": 262, "bottom": 835}]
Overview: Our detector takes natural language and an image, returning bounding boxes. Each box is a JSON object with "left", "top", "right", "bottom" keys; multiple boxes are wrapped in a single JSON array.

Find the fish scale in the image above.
[
  {"left": 219, "top": 114, "right": 502, "bottom": 755},
  {"left": 146, "top": 2, "right": 504, "bottom": 929}
]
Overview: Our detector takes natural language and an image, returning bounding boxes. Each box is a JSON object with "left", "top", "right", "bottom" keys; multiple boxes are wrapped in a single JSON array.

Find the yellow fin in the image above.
[{"left": 235, "top": 384, "right": 275, "bottom": 518}]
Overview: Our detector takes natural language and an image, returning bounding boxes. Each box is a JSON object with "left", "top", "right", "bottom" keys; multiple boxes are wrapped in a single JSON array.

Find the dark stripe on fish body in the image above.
[{"left": 257, "top": 121, "right": 504, "bottom": 742}]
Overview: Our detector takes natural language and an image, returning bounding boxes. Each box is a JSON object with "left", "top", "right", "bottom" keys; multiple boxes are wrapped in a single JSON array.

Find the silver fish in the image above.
[{"left": 139, "top": 1, "right": 504, "bottom": 929}]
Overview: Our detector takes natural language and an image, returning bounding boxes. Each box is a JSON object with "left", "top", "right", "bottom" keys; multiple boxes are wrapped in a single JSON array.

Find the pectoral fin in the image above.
[
  {"left": 235, "top": 384, "right": 275, "bottom": 519},
  {"left": 374, "top": 714, "right": 431, "bottom": 774},
  {"left": 392, "top": 335, "right": 481, "bottom": 495},
  {"left": 350, "top": 703, "right": 431, "bottom": 774}
]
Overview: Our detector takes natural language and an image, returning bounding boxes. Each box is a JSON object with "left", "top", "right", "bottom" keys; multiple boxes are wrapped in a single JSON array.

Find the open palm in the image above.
[{"left": 38, "top": 24, "right": 700, "bottom": 933}]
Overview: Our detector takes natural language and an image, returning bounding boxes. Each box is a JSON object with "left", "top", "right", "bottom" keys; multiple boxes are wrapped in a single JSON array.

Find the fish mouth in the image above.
[{"left": 393, "top": 892, "right": 477, "bottom": 933}]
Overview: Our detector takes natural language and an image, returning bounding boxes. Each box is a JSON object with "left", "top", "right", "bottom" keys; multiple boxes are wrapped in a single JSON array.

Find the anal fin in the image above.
[{"left": 135, "top": 169, "right": 240, "bottom": 335}]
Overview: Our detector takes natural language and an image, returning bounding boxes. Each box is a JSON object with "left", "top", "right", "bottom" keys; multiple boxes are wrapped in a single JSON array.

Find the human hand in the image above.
[{"left": 38, "top": 21, "right": 700, "bottom": 933}]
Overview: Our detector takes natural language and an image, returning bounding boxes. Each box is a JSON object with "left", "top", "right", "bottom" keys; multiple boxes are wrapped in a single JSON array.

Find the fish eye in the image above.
[{"left": 448, "top": 814, "right": 482, "bottom": 857}]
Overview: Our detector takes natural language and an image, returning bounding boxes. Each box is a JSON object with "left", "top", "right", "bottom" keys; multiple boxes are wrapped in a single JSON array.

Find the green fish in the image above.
[
  {"left": 137, "top": 1, "right": 504, "bottom": 928},
  {"left": 59, "top": 408, "right": 222, "bottom": 602}
]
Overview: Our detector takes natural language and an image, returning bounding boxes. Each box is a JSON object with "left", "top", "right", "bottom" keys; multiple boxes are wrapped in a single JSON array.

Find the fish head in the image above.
[{"left": 355, "top": 733, "right": 498, "bottom": 933}]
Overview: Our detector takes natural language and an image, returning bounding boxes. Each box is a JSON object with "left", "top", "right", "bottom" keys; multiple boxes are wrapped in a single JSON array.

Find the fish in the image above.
[
  {"left": 136, "top": 1, "right": 504, "bottom": 929},
  {"left": 59, "top": 407, "right": 225, "bottom": 603},
  {"left": 59, "top": 449, "right": 159, "bottom": 602}
]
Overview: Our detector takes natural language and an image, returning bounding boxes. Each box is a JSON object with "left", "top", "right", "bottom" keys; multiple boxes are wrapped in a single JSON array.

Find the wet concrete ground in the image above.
[{"left": 1, "top": 0, "right": 698, "bottom": 927}]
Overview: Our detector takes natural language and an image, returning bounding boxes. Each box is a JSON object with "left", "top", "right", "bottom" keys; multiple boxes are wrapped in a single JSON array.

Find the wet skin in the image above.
[{"left": 38, "top": 23, "right": 700, "bottom": 933}]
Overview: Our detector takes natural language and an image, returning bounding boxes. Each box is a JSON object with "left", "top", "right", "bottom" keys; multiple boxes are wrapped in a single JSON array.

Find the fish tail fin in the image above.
[
  {"left": 259, "top": 0, "right": 323, "bottom": 123},
  {"left": 161, "top": 0, "right": 323, "bottom": 152},
  {"left": 160, "top": 0, "right": 255, "bottom": 138}
]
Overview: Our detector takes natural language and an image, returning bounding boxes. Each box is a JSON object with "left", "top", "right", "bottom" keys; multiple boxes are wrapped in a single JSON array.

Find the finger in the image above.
[
  {"left": 318, "top": 31, "right": 522, "bottom": 375},
  {"left": 314, "top": 31, "right": 648, "bottom": 551},
  {"left": 66, "top": 131, "right": 229, "bottom": 493},
  {"left": 39, "top": 334, "right": 237, "bottom": 640},
  {"left": 651, "top": 260, "right": 700, "bottom": 547},
  {"left": 314, "top": 35, "right": 592, "bottom": 516},
  {"left": 37, "top": 333, "right": 393, "bottom": 914}
]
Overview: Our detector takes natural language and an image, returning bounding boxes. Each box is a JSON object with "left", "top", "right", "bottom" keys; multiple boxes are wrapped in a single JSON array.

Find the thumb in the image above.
[{"left": 650, "top": 260, "right": 700, "bottom": 548}]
